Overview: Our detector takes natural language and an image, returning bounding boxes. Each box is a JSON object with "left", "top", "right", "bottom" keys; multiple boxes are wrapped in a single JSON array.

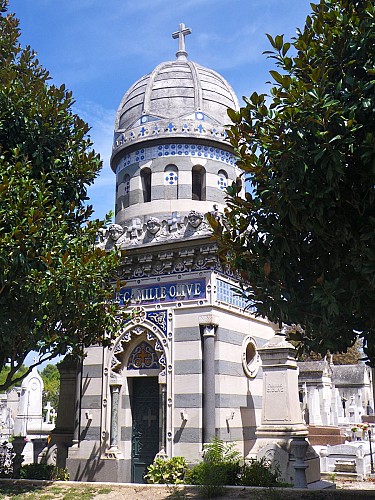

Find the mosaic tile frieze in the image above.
[{"left": 115, "top": 143, "right": 235, "bottom": 175}]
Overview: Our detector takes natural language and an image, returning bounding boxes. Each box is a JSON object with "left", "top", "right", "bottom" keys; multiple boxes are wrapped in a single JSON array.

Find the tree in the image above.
[
  {"left": 0, "top": 1, "right": 121, "bottom": 391},
  {"left": 40, "top": 364, "right": 60, "bottom": 411},
  {"left": 300, "top": 339, "right": 362, "bottom": 364},
  {"left": 210, "top": 1, "right": 375, "bottom": 362},
  {"left": 0, "top": 364, "right": 28, "bottom": 391}
]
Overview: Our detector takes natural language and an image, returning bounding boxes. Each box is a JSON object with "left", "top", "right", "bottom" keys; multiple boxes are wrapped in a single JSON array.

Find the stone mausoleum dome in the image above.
[
  {"left": 109, "top": 24, "right": 242, "bottom": 247},
  {"left": 111, "top": 23, "right": 239, "bottom": 164}
]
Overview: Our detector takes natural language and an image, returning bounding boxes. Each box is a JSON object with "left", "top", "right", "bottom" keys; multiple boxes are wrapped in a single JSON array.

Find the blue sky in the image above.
[{"left": 11, "top": 0, "right": 312, "bottom": 221}]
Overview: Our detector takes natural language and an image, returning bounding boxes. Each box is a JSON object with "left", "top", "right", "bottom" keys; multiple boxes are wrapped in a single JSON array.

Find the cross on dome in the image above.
[{"left": 172, "top": 23, "right": 192, "bottom": 60}]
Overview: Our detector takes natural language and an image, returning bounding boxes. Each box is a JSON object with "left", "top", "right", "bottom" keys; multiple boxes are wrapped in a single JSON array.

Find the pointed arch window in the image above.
[
  {"left": 141, "top": 167, "right": 151, "bottom": 202},
  {"left": 192, "top": 165, "right": 206, "bottom": 201}
]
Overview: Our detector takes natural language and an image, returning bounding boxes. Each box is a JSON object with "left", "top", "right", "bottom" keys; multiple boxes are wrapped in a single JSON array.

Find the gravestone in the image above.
[
  {"left": 13, "top": 366, "right": 44, "bottom": 436},
  {"left": 249, "top": 334, "right": 322, "bottom": 487}
]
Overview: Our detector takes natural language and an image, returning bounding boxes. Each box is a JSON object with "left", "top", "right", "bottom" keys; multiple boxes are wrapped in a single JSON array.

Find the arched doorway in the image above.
[
  {"left": 127, "top": 340, "right": 162, "bottom": 482},
  {"left": 106, "top": 310, "right": 170, "bottom": 483}
]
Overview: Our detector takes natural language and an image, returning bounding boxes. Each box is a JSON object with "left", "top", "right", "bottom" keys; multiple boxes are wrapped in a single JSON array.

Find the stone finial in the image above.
[{"left": 172, "top": 23, "right": 192, "bottom": 60}]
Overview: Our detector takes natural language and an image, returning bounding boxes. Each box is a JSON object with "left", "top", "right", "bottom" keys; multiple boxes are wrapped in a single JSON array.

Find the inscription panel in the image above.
[
  {"left": 120, "top": 278, "right": 206, "bottom": 306},
  {"left": 263, "top": 372, "right": 290, "bottom": 422}
]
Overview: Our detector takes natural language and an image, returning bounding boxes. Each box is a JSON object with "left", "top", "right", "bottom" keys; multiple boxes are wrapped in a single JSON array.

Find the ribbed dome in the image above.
[{"left": 114, "top": 59, "right": 239, "bottom": 132}]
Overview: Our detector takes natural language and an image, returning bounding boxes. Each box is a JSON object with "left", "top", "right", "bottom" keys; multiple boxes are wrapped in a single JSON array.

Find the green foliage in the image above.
[
  {"left": 19, "top": 463, "right": 69, "bottom": 480},
  {"left": 144, "top": 456, "right": 187, "bottom": 484},
  {"left": 185, "top": 438, "right": 241, "bottom": 497},
  {"left": 186, "top": 463, "right": 226, "bottom": 498},
  {"left": 40, "top": 364, "right": 60, "bottom": 410},
  {"left": 239, "top": 458, "right": 284, "bottom": 487},
  {"left": 211, "top": 0, "right": 375, "bottom": 363},
  {"left": 19, "top": 463, "right": 54, "bottom": 480},
  {"left": 185, "top": 445, "right": 287, "bottom": 495},
  {"left": 0, "top": 364, "right": 28, "bottom": 391},
  {"left": 52, "top": 466, "right": 69, "bottom": 481},
  {"left": 203, "top": 436, "right": 241, "bottom": 465},
  {"left": 186, "top": 461, "right": 240, "bottom": 488},
  {"left": 0, "top": 2, "right": 123, "bottom": 390}
]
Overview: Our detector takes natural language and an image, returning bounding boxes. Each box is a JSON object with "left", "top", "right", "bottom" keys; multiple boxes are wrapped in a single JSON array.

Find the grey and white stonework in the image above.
[
  {"left": 0, "top": 367, "right": 55, "bottom": 465},
  {"left": 52, "top": 25, "right": 313, "bottom": 484}
]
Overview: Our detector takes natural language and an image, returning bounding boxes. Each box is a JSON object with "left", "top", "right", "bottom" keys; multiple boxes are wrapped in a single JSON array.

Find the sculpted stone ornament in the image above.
[
  {"left": 184, "top": 211, "right": 210, "bottom": 238},
  {"left": 187, "top": 210, "right": 203, "bottom": 228},
  {"left": 100, "top": 210, "right": 213, "bottom": 251},
  {"left": 144, "top": 218, "right": 169, "bottom": 243},
  {"left": 146, "top": 217, "right": 161, "bottom": 235},
  {"left": 108, "top": 224, "right": 123, "bottom": 241}
]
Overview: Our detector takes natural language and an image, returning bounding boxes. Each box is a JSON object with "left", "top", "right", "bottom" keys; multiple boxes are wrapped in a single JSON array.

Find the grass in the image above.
[{"left": 0, "top": 484, "right": 113, "bottom": 500}]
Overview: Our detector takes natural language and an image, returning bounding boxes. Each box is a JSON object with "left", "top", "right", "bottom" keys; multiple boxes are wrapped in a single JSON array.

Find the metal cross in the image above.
[
  {"left": 172, "top": 23, "right": 192, "bottom": 58},
  {"left": 143, "top": 407, "right": 157, "bottom": 427}
]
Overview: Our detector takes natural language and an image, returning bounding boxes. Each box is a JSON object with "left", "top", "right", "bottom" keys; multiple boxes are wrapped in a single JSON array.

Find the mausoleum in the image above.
[{"left": 53, "top": 24, "right": 296, "bottom": 483}]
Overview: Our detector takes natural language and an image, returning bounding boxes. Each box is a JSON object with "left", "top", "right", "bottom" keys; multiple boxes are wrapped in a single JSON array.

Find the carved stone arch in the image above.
[{"left": 108, "top": 319, "right": 169, "bottom": 376}]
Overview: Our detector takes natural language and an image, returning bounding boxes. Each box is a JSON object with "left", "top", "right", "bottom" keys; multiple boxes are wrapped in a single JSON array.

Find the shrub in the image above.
[
  {"left": 19, "top": 463, "right": 69, "bottom": 481},
  {"left": 186, "top": 461, "right": 240, "bottom": 486},
  {"left": 185, "top": 438, "right": 241, "bottom": 497},
  {"left": 203, "top": 436, "right": 241, "bottom": 465},
  {"left": 239, "top": 457, "right": 284, "bottom": 487},
  {"left": 145, "top": 456, "right": 187, "bottom": 484}
]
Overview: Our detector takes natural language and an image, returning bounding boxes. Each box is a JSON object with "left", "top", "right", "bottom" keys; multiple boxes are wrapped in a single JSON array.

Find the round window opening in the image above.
[{"left": 242, "top": 336, "right": 260, "bottom": 378}]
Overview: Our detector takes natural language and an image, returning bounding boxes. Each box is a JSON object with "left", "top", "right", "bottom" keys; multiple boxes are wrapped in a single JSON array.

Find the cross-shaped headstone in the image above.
[
  {"left": 143, "top": 407, "right": 156, "bottom": 428},
  {"left": 172, "top": 23, "right": 192, "bottom": 60},
  {"left": 44, "top": 401, "right": 53, "bottom": 423}
]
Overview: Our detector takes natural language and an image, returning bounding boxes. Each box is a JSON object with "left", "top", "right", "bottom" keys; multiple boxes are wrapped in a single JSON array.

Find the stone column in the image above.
[
  {"left": 155, "top": 381, "right": 168, "bottom": 459},
  {"left": 72, "top": 356, "right": 82, "bottom": 446},
  {"left": 160, "top": 383, "right": 167, "bottom": 452},
  {"left": 49, "top": 355, "right": 78, "bottom": 468},
  {"left": 106, "top": 375, "right": 123, "bottom": 458},
  {"left": 200, "top": 314, "right": 218, "bottom": 444},
  {"left": 109, "top": 384, "right": 121, "bottom": 449}
]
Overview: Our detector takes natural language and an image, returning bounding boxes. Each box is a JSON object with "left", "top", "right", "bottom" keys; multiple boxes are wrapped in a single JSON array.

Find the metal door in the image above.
[{"left": 131, "top": 377, "right": 159, "bottom": 483}]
